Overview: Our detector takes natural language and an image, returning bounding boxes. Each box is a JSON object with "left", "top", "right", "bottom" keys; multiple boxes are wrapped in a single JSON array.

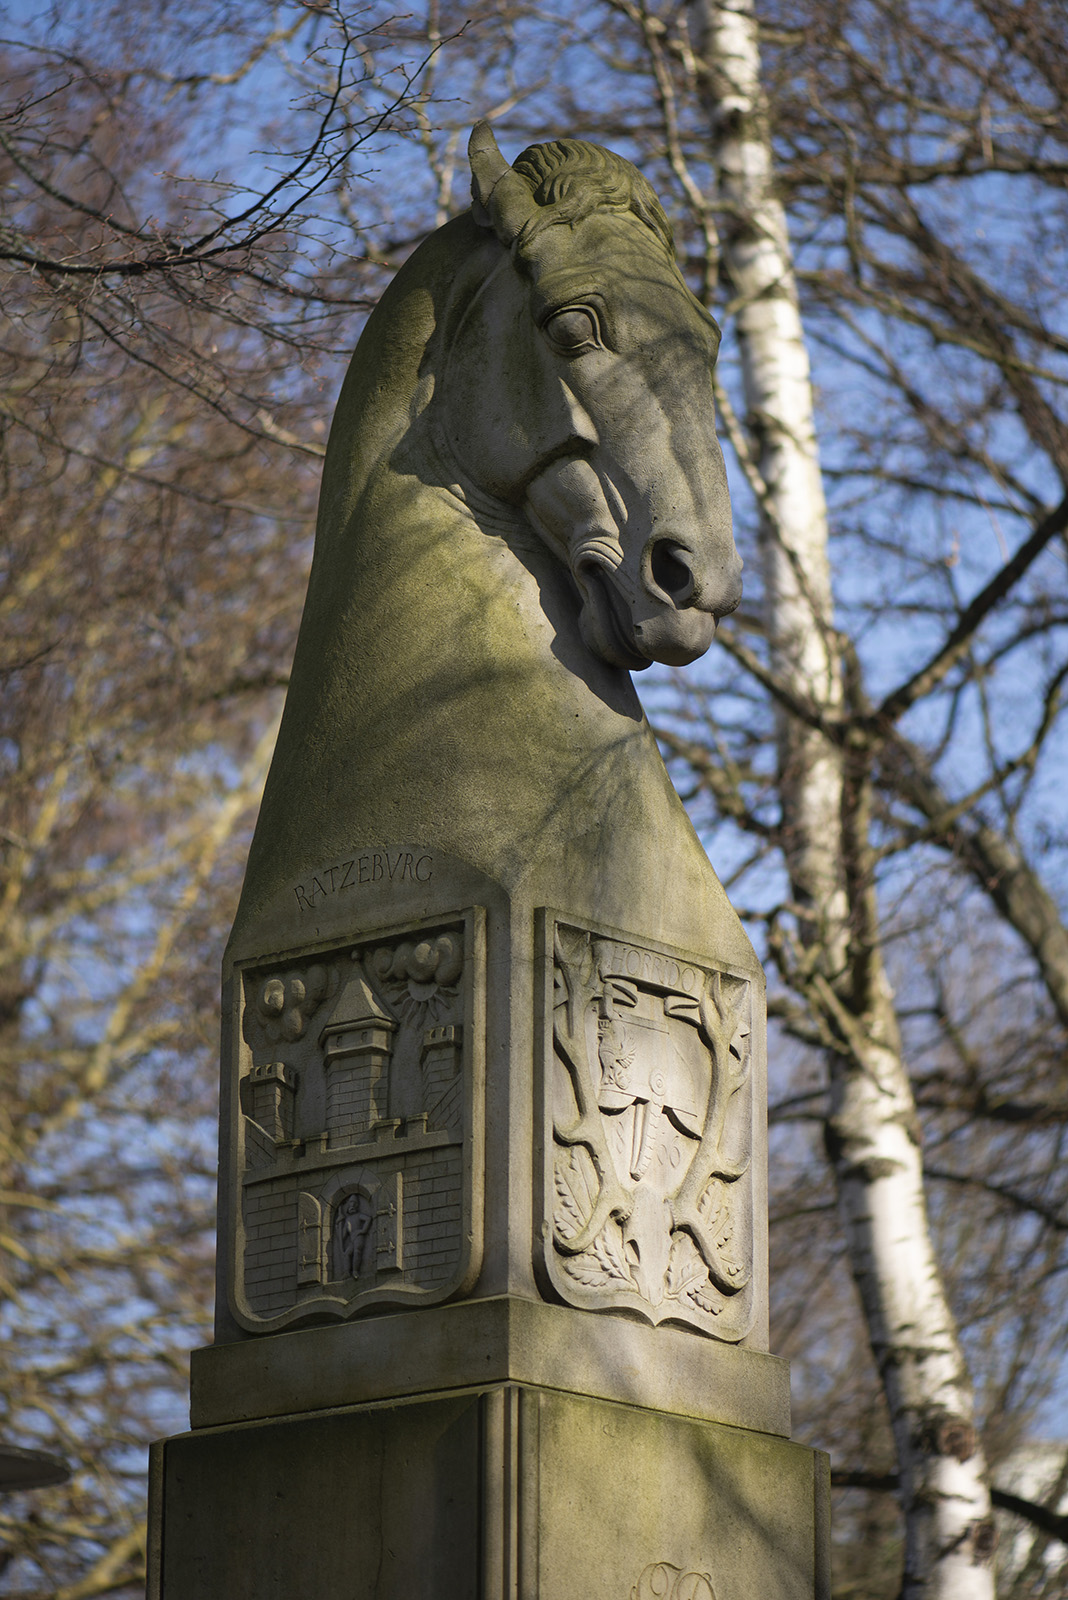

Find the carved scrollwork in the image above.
[{"left": 543, "top": 920, "right": 755, "bottom": 1341}]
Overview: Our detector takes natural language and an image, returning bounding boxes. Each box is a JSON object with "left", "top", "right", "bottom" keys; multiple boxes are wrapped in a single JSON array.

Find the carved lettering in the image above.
[
  {"left": 601, "top": 939, "right": 701, "bottom": 996},
  {"left": 631, "top": 1564, "right": 715, "bottom": 1600},
  {"left": 292, "top": 852, "right": 435, "bottom": 912}
]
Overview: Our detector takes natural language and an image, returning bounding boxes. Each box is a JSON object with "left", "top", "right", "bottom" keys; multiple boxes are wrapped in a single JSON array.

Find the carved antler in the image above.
[
  {"left": 669, "top": 969, "right": 752, "bottom": 1295},
  {"left": 551, "top": 930, "right": 633, "bottom": 1256}
]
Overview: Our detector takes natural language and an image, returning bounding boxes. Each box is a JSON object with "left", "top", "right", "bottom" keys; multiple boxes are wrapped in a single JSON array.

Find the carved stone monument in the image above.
[{"left": 148, "top": 124, "right": 830, "bottom": 1598}]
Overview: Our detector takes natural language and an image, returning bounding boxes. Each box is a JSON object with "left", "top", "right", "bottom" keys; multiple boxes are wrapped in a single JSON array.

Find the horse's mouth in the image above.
[
  {"left": 631, "top": 604, "right": 716, "bottom": 667},
  {"left": 575, "top": 561, "right": 713, "bottom": 671},
  {"left": 572, "top": 560, "right": 647, "bottom": 669}
]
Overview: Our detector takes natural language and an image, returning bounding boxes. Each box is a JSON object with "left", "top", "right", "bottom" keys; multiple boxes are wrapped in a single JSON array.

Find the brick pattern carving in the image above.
[
  {"left": 542, "top": 918, "right": 755, "bottom": 1342},
  {"left": 230, "top": 910, "right": 484, "bottom": 1331}
]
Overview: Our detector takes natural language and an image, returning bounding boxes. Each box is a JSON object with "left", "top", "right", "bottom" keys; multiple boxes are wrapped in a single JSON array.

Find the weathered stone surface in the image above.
[
  {"left": 540, "top": 915, "right": 757, "bottom": 1340},
  {"left": 149, "top": 125, "right": 830, "bottom": 1596},
  {"left": 189, "top": 1296, "right": 792, "bottom": 1436},
  {"left": 214, "top": 124, "right": 767, "bottom": 1344},
  {"left": 227, "top": 906, "right": 484, "bottom": 1333},
  {"left": 149, "top": 1385, "right": 829, "bottom": 1600},
  {"left": 218, "top": 878, "right": 768, "bottom": 1348},
  {"left": 210, "top": 125, "right": 767, "bottom": 1353},
  {"left": 228, "top": 132, "right": 744, "bottom": 960}
]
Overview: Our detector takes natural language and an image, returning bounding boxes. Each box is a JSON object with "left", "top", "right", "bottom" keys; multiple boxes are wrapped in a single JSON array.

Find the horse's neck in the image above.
[
  {"left": 257, "top": 449, "right": 643, "bottom": 854},
  {"left": 232, "top": 223, "right": 749, "bottom": 965}
]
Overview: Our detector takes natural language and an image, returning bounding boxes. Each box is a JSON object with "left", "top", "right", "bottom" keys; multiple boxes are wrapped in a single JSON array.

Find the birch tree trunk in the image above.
[{"left": 690, "top": 3, "right": 997, "bottom": 1592}]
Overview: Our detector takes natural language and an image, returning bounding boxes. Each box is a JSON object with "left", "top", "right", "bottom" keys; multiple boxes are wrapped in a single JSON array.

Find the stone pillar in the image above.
[
  {"left": 147, "top": 124, "right": 831, "bottom": 1598},
  {"left": 151, "top": 1302, "right": 829, "bottom": 1600},
  {"left": 148, "top": 875, "right": 830, "bottom": 1599}
]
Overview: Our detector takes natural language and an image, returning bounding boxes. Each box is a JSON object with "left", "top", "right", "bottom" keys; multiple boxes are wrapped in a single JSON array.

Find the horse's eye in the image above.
[{"left": 544, "top": 307, "right": 600, "bottom": 352}]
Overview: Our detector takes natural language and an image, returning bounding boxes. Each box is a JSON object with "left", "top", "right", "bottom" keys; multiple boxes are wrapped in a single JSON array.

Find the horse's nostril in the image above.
[{"left": 649, "top": 540, "right": 695, "bottom": 605}]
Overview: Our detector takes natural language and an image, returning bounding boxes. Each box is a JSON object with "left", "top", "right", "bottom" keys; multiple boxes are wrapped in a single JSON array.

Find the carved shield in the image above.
[{"left": 538, "top": 914, "right": 756, "bottom": 1341}]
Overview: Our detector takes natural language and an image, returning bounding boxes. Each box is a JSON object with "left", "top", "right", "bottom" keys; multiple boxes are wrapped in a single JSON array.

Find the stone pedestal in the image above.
[
  {"left": 145, "top": 855, "right": 832, "bottom": 1595},
  {"left": 147, "top": 124, "right": 834, "bottom": 1596},
  {"left": 149, "top": 1302, "right": 828, "bottom": 1599}
]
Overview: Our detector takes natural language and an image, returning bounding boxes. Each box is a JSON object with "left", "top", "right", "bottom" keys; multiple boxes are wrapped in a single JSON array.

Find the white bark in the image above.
[
  {"left": 690, "top": 3, "right": 996, "bottom": 1593},
  {"left": 695, "top": 0, "right": 846, "bottom": 964}
]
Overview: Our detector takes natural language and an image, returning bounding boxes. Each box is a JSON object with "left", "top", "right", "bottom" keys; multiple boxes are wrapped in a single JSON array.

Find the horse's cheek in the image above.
[{"left": 525, "top": 458, "right": 615, "bottom": 557}]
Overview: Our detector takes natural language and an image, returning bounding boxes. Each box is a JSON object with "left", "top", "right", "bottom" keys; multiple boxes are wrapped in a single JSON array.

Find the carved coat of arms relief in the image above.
[
  {"left": 228, "top": 906, "right": 485, "bottom": 1332},
  {"left": 541, "top": 918, "right": 756, "bottom": 1341}
]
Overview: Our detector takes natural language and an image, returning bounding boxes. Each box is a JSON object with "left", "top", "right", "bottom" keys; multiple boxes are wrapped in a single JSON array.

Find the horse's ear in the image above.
[{"left": 469, "top": 120, "right": 538, "bottom": 244}]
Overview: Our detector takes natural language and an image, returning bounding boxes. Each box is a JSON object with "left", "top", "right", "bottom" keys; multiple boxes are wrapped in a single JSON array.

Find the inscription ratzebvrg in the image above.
[{"left": 294, "top": 851, "right": 433, "bottom": 913}]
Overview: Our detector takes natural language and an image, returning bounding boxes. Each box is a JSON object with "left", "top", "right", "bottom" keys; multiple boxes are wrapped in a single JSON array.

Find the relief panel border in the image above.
[
  {"left": 534, "top": 909, "right": 762, "bottom": 1344},
  {"left": 227, "top": 905, "right": 486, "bottom": 1334}
]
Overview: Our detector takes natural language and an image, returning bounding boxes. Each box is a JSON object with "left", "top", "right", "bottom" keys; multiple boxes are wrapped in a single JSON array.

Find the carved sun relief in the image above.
[{"left": 542, "top": 920, "right": 755, "bottom": 1341}]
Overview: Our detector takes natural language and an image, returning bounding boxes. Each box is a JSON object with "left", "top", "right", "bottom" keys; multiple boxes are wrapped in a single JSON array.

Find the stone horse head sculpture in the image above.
[
  {"left": 231, "top": 124, "right": 748, "bottom": 968},
  {"left": 221, "top": 126, "right": 764, "bottom": 1354},
  {"left": 450, "top": 124, "right": 740, "bottom": 671}
]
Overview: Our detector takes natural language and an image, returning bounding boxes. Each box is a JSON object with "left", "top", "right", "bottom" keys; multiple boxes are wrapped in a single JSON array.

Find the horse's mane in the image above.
[{"left": 511, "top": 138, "right": 674, "bottom": 257}]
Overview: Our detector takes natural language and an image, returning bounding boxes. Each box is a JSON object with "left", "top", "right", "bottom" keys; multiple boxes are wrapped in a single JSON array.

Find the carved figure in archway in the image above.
[{"left": 331, "top": 1192, "right": 373, "bottom": 1280}]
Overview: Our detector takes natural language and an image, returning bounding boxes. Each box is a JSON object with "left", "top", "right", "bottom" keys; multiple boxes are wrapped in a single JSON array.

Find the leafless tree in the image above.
[
  {"left": 2, "top": 2, "right": 1067, "bottom": 1596},
  {"left": 0, "top": 3, "right": 452, "bottom": 1589},
  {"left": 551, "top": 1, "right": 1067, "bottom": 1593}
]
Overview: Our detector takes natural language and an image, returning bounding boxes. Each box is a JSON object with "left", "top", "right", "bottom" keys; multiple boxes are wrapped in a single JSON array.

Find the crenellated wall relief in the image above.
[{"left": 229, "top": 908, "right": 484, "bottom": 1332}]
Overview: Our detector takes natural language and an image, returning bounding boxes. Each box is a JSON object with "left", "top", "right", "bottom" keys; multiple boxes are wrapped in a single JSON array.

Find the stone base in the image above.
[
  {"left": 149, "top": 1382, "right": 829, "bottom": 1599},
  {"left": 188, "top": 1297, "right": 792, "bottom": 1436}
]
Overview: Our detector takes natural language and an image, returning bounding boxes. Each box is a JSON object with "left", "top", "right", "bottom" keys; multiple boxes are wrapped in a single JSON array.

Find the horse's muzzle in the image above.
[
  {"left": 576, "top": 553, "right": 718, "bottom": 670},
  {"left": 627, "top": 533, "right": 742, "bottom": 666},
  {"left": 643, "top": 533, "right": 743, "bottom": 618},
  {"left": 632, "top": 605, "right": 717, "bottom": 667}
]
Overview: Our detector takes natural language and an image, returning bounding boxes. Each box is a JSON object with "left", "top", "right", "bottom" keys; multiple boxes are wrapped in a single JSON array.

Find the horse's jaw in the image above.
[
  {"left": 524, "top": 454, "right": 732, "bottom": 672},
  {"left": 572, "top": 558, "right": 717, "bottom": 672}
]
